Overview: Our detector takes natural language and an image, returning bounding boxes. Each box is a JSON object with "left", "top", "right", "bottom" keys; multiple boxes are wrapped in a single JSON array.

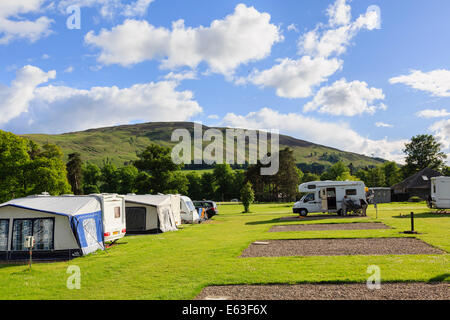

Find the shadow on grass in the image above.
[
  {"left": 428, "top": 273, "right": 450, "bottom": 282},
  {"left": 245, "top": 218, "right": 282, "bottom": 226},
  {"left": 245, "top": 214, "right": 366, "bottom": 225},
  {"left": 393, "top": 212, "right": 450, "bottom": 219}
]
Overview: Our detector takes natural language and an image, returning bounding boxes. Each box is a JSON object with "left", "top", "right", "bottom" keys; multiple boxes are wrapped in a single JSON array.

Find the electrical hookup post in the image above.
[
  {"left": 374, "top": 202, "right": 378, "bottom": 219},
  {"left": 24, "top": 236, "right": 35, "bottom": 270}
]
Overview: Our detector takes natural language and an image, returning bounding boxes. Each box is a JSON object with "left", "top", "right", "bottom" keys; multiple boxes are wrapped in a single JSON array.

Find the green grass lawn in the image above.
[{"left": 0, "top": 202, "right": 448, "bottom": 299}]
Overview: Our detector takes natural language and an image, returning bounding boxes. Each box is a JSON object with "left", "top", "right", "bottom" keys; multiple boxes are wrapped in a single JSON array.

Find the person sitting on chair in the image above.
[
  {"left": 360, "top": 198, "right": 368, "bottom": 216},
  {"left": 342, "top": 196, "right": 352, "bottom": 216}
]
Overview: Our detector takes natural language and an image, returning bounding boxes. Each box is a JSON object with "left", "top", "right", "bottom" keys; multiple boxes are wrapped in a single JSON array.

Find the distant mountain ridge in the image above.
[{"left": 22, "top": 122, "right": 385, "bottom": 171}]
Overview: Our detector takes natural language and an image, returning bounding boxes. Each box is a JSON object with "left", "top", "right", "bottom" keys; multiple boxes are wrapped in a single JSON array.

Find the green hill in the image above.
[{"left": 22, "top": 122, "right": 384, "bottom": 171}]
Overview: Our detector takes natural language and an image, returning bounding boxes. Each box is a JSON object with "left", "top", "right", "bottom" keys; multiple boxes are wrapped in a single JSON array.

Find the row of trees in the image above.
[
  {"left": 67, "top": 146, "right": 304, "bottom": 203},
  {"left": 0, "top": 131, "right": 71, "bottom": 203},
  {"left": 67, "top": 144, "right": 189, "bottom": 196},
  {"left": 2, "top": 129, "right": 449, "bottom": 204}
]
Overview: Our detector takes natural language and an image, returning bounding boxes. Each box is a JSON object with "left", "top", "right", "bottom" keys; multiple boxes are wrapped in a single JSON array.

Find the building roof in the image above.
[{"left": 391, "top": 168, "right": 442, "bottom": 191}]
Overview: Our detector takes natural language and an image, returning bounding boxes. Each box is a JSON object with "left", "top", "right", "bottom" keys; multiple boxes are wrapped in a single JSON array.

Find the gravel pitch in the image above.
[
  {"left": 280, "top": 214, "right": 366, "bottom": 221},
  {"left": 269, "top": 222, "right": 390, "bottom": 232},
  {"left": 240, "top": 238, "right": 444, "bottom": 257},
  {"left": 195, "top": 283, "right": 450, "bottom": 300}
]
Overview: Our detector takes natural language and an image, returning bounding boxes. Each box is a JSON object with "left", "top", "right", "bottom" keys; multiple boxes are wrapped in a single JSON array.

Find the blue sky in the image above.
[{"left": 0, "top": 0, "right": 449, "bottom": 163}]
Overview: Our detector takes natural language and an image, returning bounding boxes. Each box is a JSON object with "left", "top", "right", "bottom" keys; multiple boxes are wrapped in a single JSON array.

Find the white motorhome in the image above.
[
  {"left": 180, "top": 196, "right": 199, "bottom": 223},
  {"left": 429, "top": 176, "right": 450, "bottom": 210},
  {"left": 293, "top": 181, "right": 367, "bottom": 216}
]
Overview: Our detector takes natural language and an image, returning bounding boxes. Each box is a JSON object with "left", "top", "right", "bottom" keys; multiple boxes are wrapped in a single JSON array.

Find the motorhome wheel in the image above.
[{"left": 299, "top": 209, "right": 308, "bottom": 217}]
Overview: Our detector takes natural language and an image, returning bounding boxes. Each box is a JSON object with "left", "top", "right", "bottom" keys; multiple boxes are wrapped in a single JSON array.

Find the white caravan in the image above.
[
  {"left": 180, "top": 196, "right": 199, "bottom": 223},
  {"left": 92, "top": 194, "right": 127, "bottom": 243},
  {"left": 0, "top": 193, "right": 126, "bottom": 260},
  {"left": 429, "top": 176, "right": 450, "bottom": 210},
  {"left": 293, "top": 181, "right": 367, "bottom": 216}
]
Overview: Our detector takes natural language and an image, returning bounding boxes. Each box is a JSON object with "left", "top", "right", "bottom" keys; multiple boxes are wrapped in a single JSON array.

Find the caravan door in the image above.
[{"left": 320, "top": 188, "right": 328, "bottom": 211}]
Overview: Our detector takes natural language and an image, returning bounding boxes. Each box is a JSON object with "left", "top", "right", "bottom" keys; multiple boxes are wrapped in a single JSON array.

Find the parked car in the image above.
[{"left": 193, "top": 200, "right": 218, "bottom": 218}]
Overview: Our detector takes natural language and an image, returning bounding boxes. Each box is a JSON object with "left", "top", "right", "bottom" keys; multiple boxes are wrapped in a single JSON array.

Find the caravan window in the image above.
[
  {"left": 114, "top": 207, "right": 121, "bottom": 218},
  {"left": 12, "top": 218, "right": 54, "bottom": 251},
  {"left": 0, "top": 220, "right": 9, "bottom": 251},
  {"left": 186, "top": 201, "right": 195, "bottom": 212},
  {"left": 346, "top": 189, "right": 357, "bottom": 196}
]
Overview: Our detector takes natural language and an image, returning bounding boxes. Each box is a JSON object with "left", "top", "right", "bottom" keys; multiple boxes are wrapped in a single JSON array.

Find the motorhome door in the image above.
[
  {"left": 326, "top": 188, "right": 337, "bottom": 210},
  {"left": 320, "top": 188, "right": 328, "bottom": 210}
]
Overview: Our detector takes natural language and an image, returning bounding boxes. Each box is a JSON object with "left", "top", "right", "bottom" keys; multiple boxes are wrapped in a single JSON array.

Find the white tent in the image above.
[
  {"left": 159, "top": 194, "right": 182, "bottom": 226},
  {"left": 124, "top": 195, "right": 178, "bottom": 233},
  {"left": 0, "top": 195, "right": 106, "bottom": 260}
]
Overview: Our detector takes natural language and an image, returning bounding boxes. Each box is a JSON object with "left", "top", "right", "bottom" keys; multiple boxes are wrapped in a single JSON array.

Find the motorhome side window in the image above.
[
  {"left": 304, "top": 193, "right": 315, "bottom": 202},
  {"left": 307, "top": 185, "right": 316, "bottom": 189},
  {"left": 345, "top": 189, "right": 357, "bottom": 196},
  {"left": 114, "top": 207, "right": 121, "bottom": 218}
]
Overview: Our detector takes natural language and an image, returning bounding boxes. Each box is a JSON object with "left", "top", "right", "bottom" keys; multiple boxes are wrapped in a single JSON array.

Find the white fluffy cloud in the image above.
[
  {"left": 375, "top": 122, "right": 393, "bottom": 128},
  {"left": 1, "top": 66, "right": 202, "bottom": 133},
  {"left": 389, "top": 69, "right": 450, "bottom": 97},
  {"left": 327, "top": 0, "right": 351, "bottom": 27},
  {"left": 247, "top": 0, "right": 379, "bottom": 99},
  {"left": 58, "top": 0, "right": 154, "bottom": 18},
  {"left": 248, "top": 56, "right": 342, "bottom": 98},
  {"left": 303, "top": 78, "right": 385, "bottom": 116},
  {"left": 222, "top": 107, "right": 407, "bottom": 162},
  {"left": 0, "top": 0, "right": 53, "bottom": 44},
  {"left": 429, "top": 119, "right": 450, "bottom": 150},
  {"left": 85, "top": 4, "right": 282, "bottom": 76},
  {"left": 0, "top": 65, "right": 55, "bottom": 125},
  {"left": 299, "top": 1, "right": 380, "bottom": 58},
  {"left": 163, "top": 71, "right": 197, "bottom": 82},
  {"left": 416, "top": 108, "right": 450, "bottom": 118}
]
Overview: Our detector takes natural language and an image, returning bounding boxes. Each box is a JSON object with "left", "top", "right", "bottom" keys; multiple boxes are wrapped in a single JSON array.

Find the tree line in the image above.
[{"left": 1, "top": 130, "right": 449, "bottom": 204}]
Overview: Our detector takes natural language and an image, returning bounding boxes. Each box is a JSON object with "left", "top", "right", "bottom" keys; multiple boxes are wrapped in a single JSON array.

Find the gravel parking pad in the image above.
[
  {"left": 240, "top": 238, "right": 445, "bottom": 257},
  {"left": 280, "top": 215, "right": 367, "bottom": 221},
  {"left": 195, "top": 283, "right": 450, "bottom": 300},
  {"left": 269, "top": 222, "right": 390, "bottom": 232}
]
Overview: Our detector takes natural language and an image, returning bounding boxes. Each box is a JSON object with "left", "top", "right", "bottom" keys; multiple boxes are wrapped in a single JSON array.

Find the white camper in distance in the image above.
[
  {"left": 180, "top": 196, "right": 199, "bottom": 223},
  {"left": 429, "top": 176, "right": 450, "bottom": 210},
  {"left": 293, "top": 181, "right": 367, "bottom": 216}
]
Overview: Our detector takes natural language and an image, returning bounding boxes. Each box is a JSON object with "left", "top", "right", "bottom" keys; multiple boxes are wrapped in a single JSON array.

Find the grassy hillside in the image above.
[{"left": 22, "top": 122, "right": 384, "bottom": 170}]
